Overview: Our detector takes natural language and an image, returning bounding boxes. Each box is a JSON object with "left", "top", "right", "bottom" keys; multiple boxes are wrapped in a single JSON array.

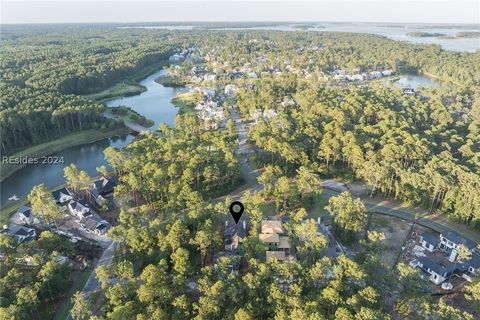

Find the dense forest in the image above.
[
  {"left": 104, "top": 113, "right": 241, "bottom": 212},
  {"left": 1, "top": 25, "right": 480, "bottom": 319},
  {"left": 238, "top": 83, "right": 480, "bottom": 227},
  {"left": 0, "top": 231, "right": 77, "bottom": 319},
  {"left": 71, "top": 194, "right": 479, "bottom": 320},
  {"left": 0, "top": 26, "right": 174, "bottom": 154},
  {"left": 2, "top": 26, "right": 479, "bottom": 154}
]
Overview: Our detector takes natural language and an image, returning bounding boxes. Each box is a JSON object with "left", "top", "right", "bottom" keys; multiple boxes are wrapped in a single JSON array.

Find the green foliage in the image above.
[{"left": 0, "top": 232, "right": 73, "bottom": 320}]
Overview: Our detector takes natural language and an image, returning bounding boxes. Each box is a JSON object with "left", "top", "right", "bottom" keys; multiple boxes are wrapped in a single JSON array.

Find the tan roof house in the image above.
[{"left": 266, "top": 251, "right": 286, "bottom": 262}]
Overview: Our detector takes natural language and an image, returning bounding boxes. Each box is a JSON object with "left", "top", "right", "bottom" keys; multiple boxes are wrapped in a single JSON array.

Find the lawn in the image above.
[
  {"left": 85, "top": 81, "right": 146, "bottom": 101},
  {"left": 0, "top": 128, "right": 130, "bottom": 182},
  {"left": 84, "top": 61, "right": 169, "bottom": 101},
  {"left": 0, "top": 183, "right": 67, "bottom": 224},
  {"left": 171, "top": 91, "right": 202, "bottom": 114}
]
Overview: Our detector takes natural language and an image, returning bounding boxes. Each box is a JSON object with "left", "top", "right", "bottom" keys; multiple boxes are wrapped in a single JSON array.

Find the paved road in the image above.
[{"left": 67, "top": 240, "right": 115, "bottom": 320}]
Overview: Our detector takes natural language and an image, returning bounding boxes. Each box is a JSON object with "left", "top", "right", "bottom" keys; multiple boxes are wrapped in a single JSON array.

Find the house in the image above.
[
  {"left": 224, "top": 216, "right": 248, "bottom": 252},
  {"left": 466, "top": 254, "right": 480, "bottom": 275},
  {"left": 412, "top": 230, "right": 478, "bottom": 284},
  {"left": 17, "top": 205, "right": 34, "bottom": 224},
  {"left": 263, "top": 109, "right": 278, "bottom": 119},
  {"left": 259, "top": 233, "right": 280, "bottom": 250},
  {"left": 419, "top": 232, "right": 439, "bottom": 252},
  {"left": 416, "top": 256, "right": 450, "bottom": 285},
  {"left": 203, "top": 74, "right": 217, "bottom": 81},
  {"left": 90, "top": 176, "right": 118, "bottom": 197},
  {"left": 89, "top": 176, "right": 118, "bottom": 205},
  {"left": 80, "top": 214, "right": 110, "bottom": 235},
  {"left": 266, "top": 251, "right": 286, "bottom": 263},
  {"left": 259, "top": 219, "right": 293, "bottom": 261},
  {"left": 260, "top": 220, "right": 284, "bottom": 234},
  {"left": 52, "top": 188, "right": 74, "bottom": 208},
  {"left": 402, "top": 88, "right": 415, "bottom": 95},
  {"left": 439, "top": 230, "right": 476, "bottom": 262},
  {"left": 67, "top": 199, "right": 91, "bottom": 220},
  {"left": 1, "top": 224, "right": 36, "bottom": 243},
  {"left": 169, "top": 53, "right": 185, "bottom": 62},
  {"left": 213, "top": 251, "right": 241, "bottom": 275},
  {"left": 278, "top": 236, "right": 291, "bottom": 254}
]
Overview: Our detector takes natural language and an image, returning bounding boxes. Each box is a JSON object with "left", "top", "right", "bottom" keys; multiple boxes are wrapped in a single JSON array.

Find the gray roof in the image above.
[
  {"left": 465, "top": 253, "right": 480, "bottom": 269},
  {"left": 418, "top": 257, "right": 448, "bottom": 276},
  {"left": 17, "top": 205, "right": 32, "bottom": 218},
  {"left": 420, "top": 232, "right": 439, "bottom": 247},
  {"left": 224, "top": 214, "right": 248, "bottom": 239},
  {"left": 441, "top": 230, "right": 476, "bottom": 250},
  {"left": 1, "top": 224, "right": 36, "bottom": 243}
]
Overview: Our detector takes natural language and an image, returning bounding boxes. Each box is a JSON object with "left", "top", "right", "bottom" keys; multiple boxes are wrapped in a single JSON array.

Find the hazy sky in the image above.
[{"left": 1, "top": 0, "right": 479, "bottom": 24}]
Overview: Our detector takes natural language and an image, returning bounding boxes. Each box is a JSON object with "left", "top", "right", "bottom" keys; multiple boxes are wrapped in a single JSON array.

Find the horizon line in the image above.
[{"left": 2, "top": 20, "right": 480, "bottom": 26}]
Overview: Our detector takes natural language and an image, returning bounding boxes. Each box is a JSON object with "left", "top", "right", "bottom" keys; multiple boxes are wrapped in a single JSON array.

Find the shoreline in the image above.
[
  {"left": 2, "top": 60, "right": 171, "bottom": 182},
  {"left": 0, "top": 127, "right": 131, "bottom": 183}
]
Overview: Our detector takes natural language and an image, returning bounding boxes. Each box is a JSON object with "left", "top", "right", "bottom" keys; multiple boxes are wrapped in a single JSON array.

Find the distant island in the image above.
[
  {"left": 292, "top": 24, "right": 319, "bottom": 30},
  {"left": 455, "top": 31, "right": 480, "bottom": 38},
  {"left": 406, "top": 32, "right": 446, "bottom": 38},
  {"left": 407, "top": 31, "right": 480, "bottom": 39}
]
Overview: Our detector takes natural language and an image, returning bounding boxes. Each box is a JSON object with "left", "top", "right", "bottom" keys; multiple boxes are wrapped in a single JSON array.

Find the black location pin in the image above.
[{"left": 229, "top": 201, "right": 245, "bottom": 224}]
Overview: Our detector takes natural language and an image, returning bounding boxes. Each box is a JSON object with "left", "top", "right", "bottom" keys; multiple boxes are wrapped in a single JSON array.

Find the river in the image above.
[
  {"left": 121, "top": 22, "right": 480, "bottom": 52},
  {"left": 0, "top": 69, "right": 439, "bottom": 207},
  {"left": 0, "top": 68, "right": 183, "bottom": 207}
]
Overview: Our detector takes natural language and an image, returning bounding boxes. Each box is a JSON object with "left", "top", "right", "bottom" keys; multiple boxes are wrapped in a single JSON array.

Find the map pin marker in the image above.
[{"left": 229, "top": 201, "right": 244, "bottom": 224}]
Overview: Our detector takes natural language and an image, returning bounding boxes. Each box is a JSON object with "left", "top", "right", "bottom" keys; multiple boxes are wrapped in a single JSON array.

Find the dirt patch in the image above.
[
  {"left": 346, "top": 181, "right": 372, "bottom": 197},
  {"left": 370, "top": 214, "right": 412, "bottom": 266}
]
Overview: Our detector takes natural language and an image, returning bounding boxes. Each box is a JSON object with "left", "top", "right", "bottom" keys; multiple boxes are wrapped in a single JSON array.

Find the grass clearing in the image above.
[
  {"left": 1, "top": 128, "right": 130, "bottom": 182},
  {"left": 171, "top": 91, "right": 202, "bottom": 114},
  {"left": 369, "top": 214, "right": 412, "bottom": 266},
  {"left": 85, "top": 81, "right": 146, "bottom": 101},
  {"left": 84, "top": 61, "right": 170, "bottom": 101}
]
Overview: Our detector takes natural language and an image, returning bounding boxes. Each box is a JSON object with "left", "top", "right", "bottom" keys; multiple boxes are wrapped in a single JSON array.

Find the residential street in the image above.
[
  {"left": 67, "top": 240, "right": 115, "bottom": 320},
  {"left": 228, "top": 111, "right": 479, "bottom": 244}
]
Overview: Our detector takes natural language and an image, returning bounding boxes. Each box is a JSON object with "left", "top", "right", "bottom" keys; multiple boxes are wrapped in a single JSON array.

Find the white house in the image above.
[
  {"left": 416, "top": 257, "right": 450, "bottom": 285},
  {"left": 439, "top": 230, "right": 476, "bottom": 262},
  {"left": 419, "top": 232, "right": 440, "bottom": 252},
  {"left": 16, "top": 205, "right": 34, "bottom": 225},
  {"left": 67, "top": 199, "right": 91, "bottom": 220},
  {"left": 80, "top": 214, "right": 110, "bottom": 235},
  {"left": 224, "top": 84, "right": 239, "bottom": 97},
  {"left": 1, "top": 224, "right": 36, "bottom": 243},
  {"left": 52, "top": 187, "right": 74, "bottom": 209}
]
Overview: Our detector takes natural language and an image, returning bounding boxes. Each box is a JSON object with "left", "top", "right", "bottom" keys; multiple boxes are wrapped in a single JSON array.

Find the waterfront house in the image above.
[
  {"left": 52, "top": 188, "right": 74, "bottom": 209},
  {"left": 17, "top": 205, "right": 34, "bottom": 225},
  {"left": 1, "top": 224, "right": 36, "bottom": 243},
  {"left": 91, "top": 176, "right": 118, "bottom": 197},
  {"left": 67, "top": 199, "right": 91, "bottom": 220}
]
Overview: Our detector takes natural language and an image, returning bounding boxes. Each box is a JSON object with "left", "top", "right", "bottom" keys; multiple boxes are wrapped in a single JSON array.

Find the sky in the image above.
[{"left": 1, "top": 0, "right": 479, "bottom": 24}]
